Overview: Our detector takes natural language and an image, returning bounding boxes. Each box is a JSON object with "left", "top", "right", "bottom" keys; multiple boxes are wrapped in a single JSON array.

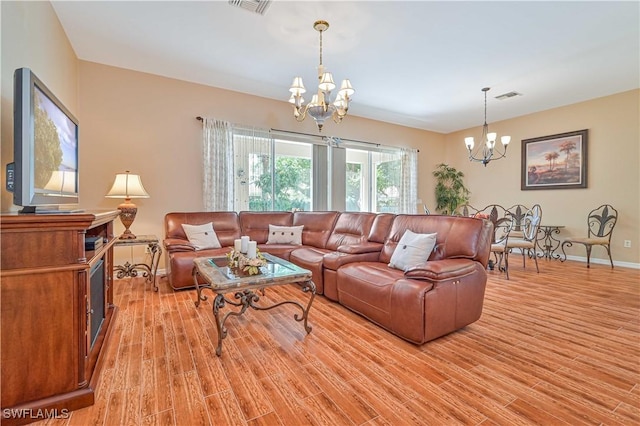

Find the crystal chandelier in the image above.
[
  {"left": 288, "top": 20, "right": 354, "bottom": 132},
  {"left": 464, "top": 87, "right": 511, "bottom": 166}
]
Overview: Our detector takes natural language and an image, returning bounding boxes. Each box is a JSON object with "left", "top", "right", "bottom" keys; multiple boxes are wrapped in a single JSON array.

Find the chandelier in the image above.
[
  {"left": 464, "top": 87, "right": 511, "bottom": 166},
  {"left": 288, "top": 20, "right": 354, "bottom": 132}
]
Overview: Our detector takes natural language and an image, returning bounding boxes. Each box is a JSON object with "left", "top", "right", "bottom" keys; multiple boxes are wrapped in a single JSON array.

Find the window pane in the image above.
[
  {"left": 373, "top": 152, "right": 401, "bottom": 213},
  {"left": 273, "top": 141, "right": 312, "bottom": 211},
  {"left": 233, "top": 133, "right": 271, "bottom": 211},
  {"left": 248, "top": 153, "right": 272, "bottom": 211},
  {"left": 346, "top": 162, "right": 362, "bottom": 211},
  {"left": 345, "top": 148, "right": 369, "bottom": 212}
]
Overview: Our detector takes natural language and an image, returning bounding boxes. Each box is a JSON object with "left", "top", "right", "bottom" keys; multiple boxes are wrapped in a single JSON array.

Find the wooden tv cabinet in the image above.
[{"left": 0, "top": 210, "right": 119, "bottom": 425}]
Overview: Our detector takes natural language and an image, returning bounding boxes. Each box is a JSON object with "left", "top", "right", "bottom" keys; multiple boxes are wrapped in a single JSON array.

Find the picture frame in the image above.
[{"left": 521, "top": 129, "right": 588, "bottom": 190}]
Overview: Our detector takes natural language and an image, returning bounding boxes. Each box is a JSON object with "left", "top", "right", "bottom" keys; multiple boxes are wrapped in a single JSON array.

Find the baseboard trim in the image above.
[{"left": 563, "top": 255, "right": 640, "bottom": 270}]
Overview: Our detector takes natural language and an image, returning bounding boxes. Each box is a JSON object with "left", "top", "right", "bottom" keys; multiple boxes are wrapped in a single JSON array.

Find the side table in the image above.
[
  {"left": 114, "top": 234, "right": 162, "bottom": 291},
  {"left": 536, "top": 225, "right": 565, "bottom": 260}
]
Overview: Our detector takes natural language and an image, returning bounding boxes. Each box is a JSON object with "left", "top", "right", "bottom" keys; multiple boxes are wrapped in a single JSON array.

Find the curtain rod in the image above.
[
  {"left": 196, "top": 117, "right": 418, "bottom": 152},
  {"left": 270, "top": 127, "right": 383, "bottom": 150},
  {"left": 271, "top": 127, "right": 419, "bottom": 153}
]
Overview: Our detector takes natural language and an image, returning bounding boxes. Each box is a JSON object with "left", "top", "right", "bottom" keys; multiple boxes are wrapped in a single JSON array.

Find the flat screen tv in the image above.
[{"left": 7, "top": 67, "right": 80, "bottom": 213}]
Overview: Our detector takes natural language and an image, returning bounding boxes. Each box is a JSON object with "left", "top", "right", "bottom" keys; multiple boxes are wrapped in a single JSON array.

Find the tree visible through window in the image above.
[
  {"left": 375, "top": 159, "right": 401, "bottom": 212},
  {"left": 251, "top": 156, "right": 311, "bottom": 211},
  {"left": 346, "top": 162, "right": 362, "bottom": 211},
  {"left": 250, "top": 157, "right": 311, "bottom": 211}
]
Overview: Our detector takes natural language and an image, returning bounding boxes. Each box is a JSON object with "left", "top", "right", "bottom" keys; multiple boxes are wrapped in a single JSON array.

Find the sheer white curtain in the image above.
[
  {"left": 202, "top": 118, "right": 234, "bottom": 211},
  {"left": 233, "top": 127, "right": 273, "bottom": 211},
  {"left": 399, "top": 148, "right": 418, "bottom": 214}
]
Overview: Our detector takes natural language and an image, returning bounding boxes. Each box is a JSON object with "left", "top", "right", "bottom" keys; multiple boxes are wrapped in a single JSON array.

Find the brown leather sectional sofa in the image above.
[{"left": 163, "top": 211, "right": 493, "bottom": 344}]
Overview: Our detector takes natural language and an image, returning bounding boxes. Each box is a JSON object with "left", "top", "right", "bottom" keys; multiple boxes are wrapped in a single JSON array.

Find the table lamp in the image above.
[
  {"left": 44, "top": 170, "right": 77, "bottom": 193},
  {"left": 105, "top": 171, "right": 149, "bottom": 239}
]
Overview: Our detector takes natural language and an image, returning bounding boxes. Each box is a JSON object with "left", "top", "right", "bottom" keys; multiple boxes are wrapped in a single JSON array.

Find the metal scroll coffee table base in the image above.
[{"left": 192, "top": 254, "right": 315, "bottom": 356}]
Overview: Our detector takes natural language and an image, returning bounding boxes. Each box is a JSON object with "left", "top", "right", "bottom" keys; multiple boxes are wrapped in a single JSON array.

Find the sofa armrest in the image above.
[
  {"left": 404, "top": 259, "right": 478, "bottom": 282},
  {"left": 163, "top": 238, "right": 196, "bottom": 253},
  {"left": 337, "top": 242, "right": 383, "bottom": 254},
  {"left": 323, "top": 251, "right": 381, "bottom": 270}
]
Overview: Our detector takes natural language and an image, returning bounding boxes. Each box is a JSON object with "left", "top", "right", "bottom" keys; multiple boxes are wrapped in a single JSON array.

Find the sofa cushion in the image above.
[
  {"left": 337, "top": 262, "right": 403, "bottom": 326},
  {"left": 380, "top": 215, "right": 490, "bottom": 266},
  {"left": 164, "top": 212, "right": 241, "bottom": 247},
  {"left": 267, "top": 225, "right": 303, "bottom": 245},
  {"left": 293, "top": 211, "right": 339, "bottom": 248},
  {"left": 289, "top": 246, "right": 331, "bottom": 294},
  {"left": 239, "top": 211, "right": 293, "bottom": 243},
  {"left": 181, "top": 222, "right": 221, "bottom": 250},
  {"left": 167, "top": 247, "right": 230, "bottom": 289},
  {"left": 325, "top": 212, "right": 377, "bottom": 250},
  {"left": 388, "top": 230, "right": 437, "bottom": 271}
]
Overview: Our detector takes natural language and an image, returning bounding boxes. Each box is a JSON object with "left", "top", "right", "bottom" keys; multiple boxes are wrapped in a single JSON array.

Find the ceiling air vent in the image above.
[
  {"left": 229, "top": 0, "right": 271, "bottom": 15},
  {"left": 495, "top": 91, "right": 523, "bottom": 100}
]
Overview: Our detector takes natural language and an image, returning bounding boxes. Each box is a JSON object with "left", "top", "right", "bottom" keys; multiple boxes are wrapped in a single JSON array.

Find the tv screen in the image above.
[{"left": 10, "top": 67, "right": 80, "bottom": 213}]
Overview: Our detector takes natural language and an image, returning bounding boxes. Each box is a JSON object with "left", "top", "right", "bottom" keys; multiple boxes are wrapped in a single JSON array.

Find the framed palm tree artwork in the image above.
[{"left": 521, "top": 129, "right": 588, "bottom": 190}]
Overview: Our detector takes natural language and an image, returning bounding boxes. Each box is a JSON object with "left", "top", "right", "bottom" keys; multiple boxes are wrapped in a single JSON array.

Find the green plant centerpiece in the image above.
[{"left": 433, "top": 163, "right": 470, "bottom": 215}]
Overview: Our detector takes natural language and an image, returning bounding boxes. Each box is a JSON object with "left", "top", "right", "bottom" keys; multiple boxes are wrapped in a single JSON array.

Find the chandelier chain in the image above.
[
  {"left": 319, "top": 28, "right": 323, "bottom": 66},
  {"left": 484, "top": 89, "right": 488, "bottom": 125}
]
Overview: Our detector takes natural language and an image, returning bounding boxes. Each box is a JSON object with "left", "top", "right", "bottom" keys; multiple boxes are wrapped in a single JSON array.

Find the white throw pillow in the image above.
[
  {"left": 388, "top": 230, "right": 437, "bottom": 272},
  {"left": 181, "top": 222, "right": 221, "bottom": 250},
  {"left": 267, "top": 225, "right": 304, "bottom": 245}
]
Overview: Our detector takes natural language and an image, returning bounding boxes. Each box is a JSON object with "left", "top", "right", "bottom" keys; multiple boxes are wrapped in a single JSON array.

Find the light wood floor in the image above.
[{"left": 36, "top": 260, "right": 639, "bottom": 425}]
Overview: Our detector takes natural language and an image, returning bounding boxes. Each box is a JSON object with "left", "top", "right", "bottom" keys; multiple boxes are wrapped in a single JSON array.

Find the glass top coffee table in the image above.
[{"left": 192, "top": 253, "right": 315, "bottom": 356}]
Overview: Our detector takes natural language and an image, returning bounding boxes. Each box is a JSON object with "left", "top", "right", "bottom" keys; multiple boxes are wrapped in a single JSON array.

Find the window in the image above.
[
  {"left": 234, "top": 135, "right": 312, "bottom": 211},
  {"left": 206, "top": 122, "right": 417, "bottom": 213},
  {"left": 346, "top": 162, "right": 363, "bottom": 211},
  {"left": 270, "top": 141, "right": 312, "bottom": 211},
  {"left": 345, "top": 148, "right": 402, "bottom": 213}
]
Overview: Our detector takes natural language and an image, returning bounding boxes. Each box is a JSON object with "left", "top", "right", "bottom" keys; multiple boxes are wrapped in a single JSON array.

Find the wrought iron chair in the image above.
[
  {"left": 561, "top": 204, "right": 618, "bottom": 268},
  {"left": 506, "top": 204, "right": 530, "bottom": 240},
  {"left": 459, "top": 203, "right": 479, "bottom": 217},
  {"left": 462, "top": 204, "right": 512, "bottom": 274},
  {"left": 498, "top": 204, "right": 543, "bottom": 279},
  {"left": 476, "top": 205, "right": 513, "bottom": 275}
]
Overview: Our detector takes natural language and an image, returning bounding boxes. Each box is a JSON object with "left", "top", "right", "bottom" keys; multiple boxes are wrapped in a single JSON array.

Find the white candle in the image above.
[
  {"left": 247, "top": 241, "right": 257, "bottom": 259},
  {"left": 234, "top": 239, "right": 242, "bottom": 252},
  {"left": 241, "top": 236, "right": 249, "bottom": 253}
]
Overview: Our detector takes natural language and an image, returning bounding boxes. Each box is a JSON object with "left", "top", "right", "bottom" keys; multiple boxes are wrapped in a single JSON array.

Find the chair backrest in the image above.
[
  {"left": 506, "top": 204, "right": 530, "bottom": 233},
  {"left": 474, "top": 204, "right": 511, "bottom": 244},
  {"left": 587, "top": 204, "right": 618, "bottom": 241},
  {"left": 493, "top": 215, "right": 514, "bottom": 244},
  {"left": 459, "top": 204, "right": 479, "bottom": 217},
  {"left": 521, "top": 204, "right": 543, "bottom": 242}
]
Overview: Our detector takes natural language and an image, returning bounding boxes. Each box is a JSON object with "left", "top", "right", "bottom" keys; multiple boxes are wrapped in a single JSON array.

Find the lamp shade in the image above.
[
  {"left": 338, "top": 79, "right": 355, "bottom": 97},
  {"left": 44, "top": 170, "right": 77, "bottom": 193},
  {"left": 105, "top": 172, "right": 149, "bottom": 199},
  {"left": 464, "top": 137, "right": 475, "bottom": 150},
  {"left": 318, "top": 72, "right": 336, "bottom": 91},
  {"left": 289, "top": 77, "right": 306, "bottom": 95}
]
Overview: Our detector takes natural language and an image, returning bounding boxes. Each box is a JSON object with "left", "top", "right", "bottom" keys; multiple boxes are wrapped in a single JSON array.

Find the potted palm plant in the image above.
[{"left": 433, "top": 163, "right": 470, "bottom": 215}]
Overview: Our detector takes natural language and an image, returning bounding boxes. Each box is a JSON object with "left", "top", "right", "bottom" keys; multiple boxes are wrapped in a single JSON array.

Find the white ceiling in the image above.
[{"left": 51, "top": 0, "right": 639, "bottom": 134}]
